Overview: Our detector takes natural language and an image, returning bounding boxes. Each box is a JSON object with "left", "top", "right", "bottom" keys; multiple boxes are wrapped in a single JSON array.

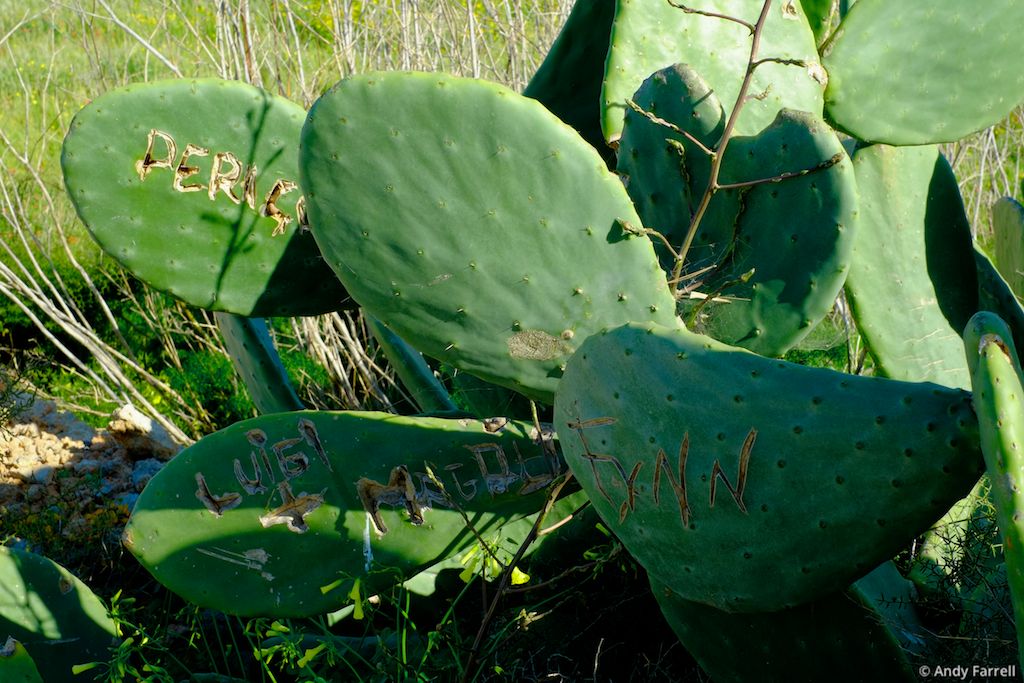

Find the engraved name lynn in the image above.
[
  {"left": 566, "top": 413, "right": 755, "bottom": 527},
  {"left": 135, "top": 128, "right": 305, "bottom": 237}
]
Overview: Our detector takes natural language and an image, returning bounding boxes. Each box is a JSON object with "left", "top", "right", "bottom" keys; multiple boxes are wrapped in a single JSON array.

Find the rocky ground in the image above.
[{"left": 0, "top": 395, "right": 181, "bottom": 540}]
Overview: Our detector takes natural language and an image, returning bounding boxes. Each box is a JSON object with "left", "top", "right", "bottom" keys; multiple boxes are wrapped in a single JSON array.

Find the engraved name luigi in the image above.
[
  {"left": 193, "top": 416, "right": 562, "bottom": 536},
  {"left": 135, "top": 128, "right": 306, "bottom": 237}
]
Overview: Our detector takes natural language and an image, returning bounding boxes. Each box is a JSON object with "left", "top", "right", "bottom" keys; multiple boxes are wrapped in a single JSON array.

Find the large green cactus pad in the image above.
[
  {"left": 822, "top": 0, "right": 1024, "bottom": 144},
  {"left": 300, "top": 72, "right": 677, "bottom": 403},
  {"left": 964, "top": 311, "right": 1024, "bottom": 668},
  {"left": 0, "top": 547, "right": 118, "bottom": 683},
  {"left": 523, "top": 0, "right": 616, "bottom": 163},
  {"left": 993, "top": 197, "right": 1024, "bottom": 298},
  {"left": 124, "top": 410, "right": 576, "bottom": 617},
  {"left": 602, "top": 0, "right": 824, "bottom": 142},
  {"left": 650, "top": 565, "right": 918, "bottom": 682},
  {"left": 844, "top": 145, "right": 977, "bottom": 390},
  {"left": 619, "top": 65, "right": 856, "bottom": 356},
  {"left": 62, "top": 78, "right": 349, "bottom": 316},
  {"left": 215, "top": 313, "right": 303, "bottom": 414},
  {"left": 554, "top": 322, "right": 981, "bottom": 612}
]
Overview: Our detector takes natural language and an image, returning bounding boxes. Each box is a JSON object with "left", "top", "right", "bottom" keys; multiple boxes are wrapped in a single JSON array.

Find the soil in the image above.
[{"left": 0, "top": 395, "right": 181, "bottom": 538}]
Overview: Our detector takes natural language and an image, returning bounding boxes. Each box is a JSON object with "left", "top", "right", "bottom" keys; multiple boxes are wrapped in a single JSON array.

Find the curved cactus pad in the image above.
[
  {"left": 823, "top": 0, "right": 1024, "bottom": 144},
  {"left": 602, "top": 0, "right": 824, "bottom": 142},
  {"left": 300, "top": 72, "right": 677, "bottom": 403},
  {"left": 964, "top": 311, "right": 1024, "bottom": 668},
  {"left": 650, "top": 566, "right": 917, "bottom": 682},
  {"left": 845, "top": 145, "right": 977, "bottom": 390},
  {"left": 62, "top": 78, "right": 349, "bottom": 316},
  {"left": 554, "top": 322, "right": 981, "bottom": 612},
  {"left": 0, "top": 547, "right": 118, "bottom": 683},
  {"left": 124, "top": 411, "right": 575, "bottom": 617},
  {"left": 620, "top": 66, "right": 857, "bottom": 356},
  {"left": 993, "top": 197, "right": 1024, "bottom": 298}
]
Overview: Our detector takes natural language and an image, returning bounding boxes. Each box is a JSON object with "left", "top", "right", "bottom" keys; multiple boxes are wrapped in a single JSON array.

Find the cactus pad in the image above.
[
  {"left": 523, "top": 0, "right": 616, "bottom": 162},
  {"left": 844, "top": 144, "right": 977, "bottom": 390},
  {"left": 554, "top": 322, "right": 981, "bottom": 612},
  {"left": 822, "top": 0, "right": 1024, "bottom": 144},
  {"left": 62, "top": 78, "right": 349, "bottom": 316},
  {"left": 964, "top": 311, "right": 1024, "bottom": 668},
  {"left": 215, "top": 312, "right": 303, "bottom": 414},
  {"left": 0, "top": 547, "right": 118, "bottom": 682},
  {"left": 300, "top": 72, "right": 677, "bottom": 403},
  {"left": 619, "top": 66, "right": 857, "bottom": 356},
  {"left": 993, "top": 197, "right": 1024, "bottom": 298},
  {"left": 650, "top": 566, "right": 918, "bottom": 682},
  {"left": 602, "top": 0, "right": 824, "bottom": 142},
  {"left": 124, "top": 410, "right": 576, "bottom": 617}
]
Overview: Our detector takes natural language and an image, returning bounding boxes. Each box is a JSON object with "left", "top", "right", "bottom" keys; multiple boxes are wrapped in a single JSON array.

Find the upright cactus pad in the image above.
[
  {"left": 619, "top": 64, "right": 857, "bottom": 356},
  {"left": 822, "top": 0, "right": 1024, "bottom": 144},
  {"left": 554, "top": 322, "right": 981, "bottom": 612},
  {"left": 975, "top": 248, "right": 1024, "bottom": 356},
  {"left": 300, "top": 72, "right": 677, "bottom": 403},
  {"left": 964, "top": 311, "right": 1024, "bottom": 668},
  {"left": 523, "top": 0, "right": 616, "bottom": 162},
  {"left": 124, "top": 410, "right": 578, "bottom": 617},
  {"left": 602, "top": 0, "right": 824, "bottom": 142},
  {"left": 844, "top": 144, "right": 977, "bottom": 390},
  {"left": 62, "top": 78, "right": 349, "bottom": 317},
  {"left": 650, "top": 565, "right": 918, "bottom": 682},
  {"left": 0, "top": 547, "right": 118, "bottom": 683},
  {"left": 993, "top": 197, "right": 1024, "bottom": 298}
]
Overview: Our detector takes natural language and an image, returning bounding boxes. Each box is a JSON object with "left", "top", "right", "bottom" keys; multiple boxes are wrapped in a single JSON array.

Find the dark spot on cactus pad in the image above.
[
  {"left": 904, "top": 448, "right": 914, "bottom": 457},
  {"left": 854, "top": 442, "right": 865, "bottom": 450},
  {"left": 793, "top": 425, "right": 803, "bottom": 435},
  {"left": 812, "top": 396, "right": 823, "bottom": 405},
  {"left": 717, "top": 433, "right": 726, "bottom": 442},
  {"left": 777, "top": 460, "right": 786, "bottom": 468},
  {"left": 835, "top": 476, "right": 845, "bottom": 484}
]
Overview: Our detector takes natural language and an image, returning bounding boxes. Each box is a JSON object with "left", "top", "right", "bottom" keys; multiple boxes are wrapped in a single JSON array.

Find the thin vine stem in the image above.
[{"left": 669, "top": 0, "right": 775, "bottom": 294}]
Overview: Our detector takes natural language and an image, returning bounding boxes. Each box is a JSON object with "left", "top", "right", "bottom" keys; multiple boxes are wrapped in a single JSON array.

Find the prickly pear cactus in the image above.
[
  {"left": 822, "top": 0, "right": 1024, "bottom": 144},
  {"left": 0, "top": 547, "right": 118, "bottom": 683},
  {"left": 0, "top": 639, "right": 43, "bottom": 683},
  {"left": 844, "top": 144, "right": 977, "bottom": 389},
  {"left": 964, "top": 311, "right": 1024, "bottom": 667},
  {"left": 650, "top": 562, "right": 919, "bottom": 682},
  {"left": 300, "top": 71, "right": 677, "bottom": 404},
  {"left": 601, "top": 0, "right": 825, "bottom": 142},
  {"left": 554, "top": 322, "right": 981, "bottom": 612},
  {"left": 62, "top": 78, "right": 349, "bottom": 317},
  {"left": 617, "top": 63, "right": 857, "bottom": 356},
  {"left": 993, "top": 197, "right": 1024, "bottom": 298},
  {"left": 124, "top": 410, "right": 579, "bottom": 617}
]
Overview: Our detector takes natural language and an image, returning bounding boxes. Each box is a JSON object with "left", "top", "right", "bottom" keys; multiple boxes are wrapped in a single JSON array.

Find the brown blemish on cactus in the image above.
[
  {"left": 507, "top": 330, "right": 572, "bottom": 360},
  {"left": 565, "top": 410, "right": 628, "bottom": 505},
  {"left": 619, "top": 461, "right": 643, "bottom": 523},
  {"left": 482, "top": 417, "right": 510, "bottom": 433},
  {"left": 259, "top": 481, "right": 325, "bottom": 534},
  {"left": 173, "top": 143, "right": 210, "bottom": 192},
  {"left": 358, "top": 466, "right": 423, "bottom": 535},
  {"left": 195, "top": 472, "right": 242, "bottom": 516}
]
